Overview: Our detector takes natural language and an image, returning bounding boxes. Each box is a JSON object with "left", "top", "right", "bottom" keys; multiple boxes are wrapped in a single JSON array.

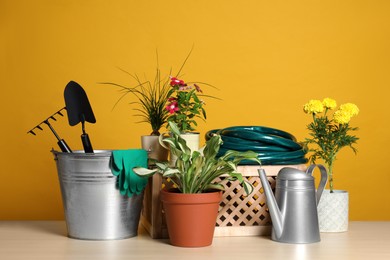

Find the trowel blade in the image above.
[{"left": 64, "top": 80, "right": 96, "bottom": 126}]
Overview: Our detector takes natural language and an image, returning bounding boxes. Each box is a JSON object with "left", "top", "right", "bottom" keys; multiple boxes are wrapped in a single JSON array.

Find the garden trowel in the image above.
[{"left": 64, "top": 81, "right": 96, "bottom": 153}]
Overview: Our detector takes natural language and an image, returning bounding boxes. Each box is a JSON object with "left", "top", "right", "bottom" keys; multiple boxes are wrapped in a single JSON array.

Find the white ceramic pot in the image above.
[
  {"left": 141, "top": 135, "right": 168, "bottom": 164},
  {"left": 159, "top": 132, "right": 200, "bottom": 166},
  {"left": 317, "top": 189, "right": 349, "bottom": 232},
  {"left": 178, "top": 132, "right": 200, "bottom": 152}
]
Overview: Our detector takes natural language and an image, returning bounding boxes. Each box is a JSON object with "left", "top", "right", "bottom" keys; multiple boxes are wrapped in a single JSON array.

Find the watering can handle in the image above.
[{"left": 306, "top": 164, "right": 328, "bottom": 205}]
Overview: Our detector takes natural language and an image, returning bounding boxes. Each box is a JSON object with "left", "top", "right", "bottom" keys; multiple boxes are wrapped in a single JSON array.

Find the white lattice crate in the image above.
[{"left": 140, "top": 164, "right": 307, "bottom": 238}]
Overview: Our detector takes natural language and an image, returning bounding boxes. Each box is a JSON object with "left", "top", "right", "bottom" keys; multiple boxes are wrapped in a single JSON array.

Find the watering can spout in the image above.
[{"left": 258, "top": 168, "right": 283, "bottom": 239}]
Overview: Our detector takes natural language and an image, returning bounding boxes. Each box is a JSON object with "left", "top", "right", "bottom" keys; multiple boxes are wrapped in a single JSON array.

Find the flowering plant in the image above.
[
  {"left": 303, "top": 98, "right": 359, "bottom": 192},
  {"left": 165, "top": 76, "right": 211, "bottom": 132},
  {"left": 133, "top": 121, "right": 261, "bottom": 194}
]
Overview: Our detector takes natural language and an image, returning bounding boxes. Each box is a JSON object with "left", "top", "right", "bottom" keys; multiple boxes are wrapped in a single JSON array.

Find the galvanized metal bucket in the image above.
[{"left": 52, "top": 150, "right": 144, "bottom": 240}]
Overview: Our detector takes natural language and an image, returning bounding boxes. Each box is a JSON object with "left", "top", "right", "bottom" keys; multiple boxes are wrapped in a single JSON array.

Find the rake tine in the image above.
[
  {"left": 26, "top": 106, "right": 72, "bottom": 152},
  {"left": 27, "top": 107, "right": 66, "bottom": 136}
]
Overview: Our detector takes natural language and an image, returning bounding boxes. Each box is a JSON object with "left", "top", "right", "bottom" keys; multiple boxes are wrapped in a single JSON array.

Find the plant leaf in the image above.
[
  {"left": 162, "top": 168, "right": 181, "bottom": 177},
  {"left": 204, "top": 183, "right": 225, "bottom": 191},
  {"left": 132, "top": 167, "right": 158, "bottom": 177}
]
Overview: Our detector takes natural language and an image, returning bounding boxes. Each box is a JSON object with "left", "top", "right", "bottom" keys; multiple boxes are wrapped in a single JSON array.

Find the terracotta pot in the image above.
[
  {"left": 160, "top": 189, "right": 222, "bottom": 247},
  {"left": 141, "top": 135, "right": 168, "bottom": 164}
]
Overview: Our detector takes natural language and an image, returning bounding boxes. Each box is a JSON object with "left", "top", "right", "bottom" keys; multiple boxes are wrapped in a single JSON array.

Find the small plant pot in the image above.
[
  {"left": 317, "top": 189, "right": 349, "bottom": 232},
  {"left": 141, "top": 135, "right": 168, "bottom": 163},
  {"left": 159, "top": 132, "right": 200, "bottom": 166},
  {"left": 160, "top": 189, "right": 222, "bottom": 247}
]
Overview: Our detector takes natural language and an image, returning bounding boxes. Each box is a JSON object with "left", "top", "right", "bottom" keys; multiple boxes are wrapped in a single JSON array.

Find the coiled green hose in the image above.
[{"left": 205, "top": 126, "right": 308, "bottom": 165}]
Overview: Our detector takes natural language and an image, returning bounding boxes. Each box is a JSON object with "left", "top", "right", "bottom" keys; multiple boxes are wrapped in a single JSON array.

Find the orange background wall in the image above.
[{"left": 1, "top": 0, "right": 390, "bottom": 220}]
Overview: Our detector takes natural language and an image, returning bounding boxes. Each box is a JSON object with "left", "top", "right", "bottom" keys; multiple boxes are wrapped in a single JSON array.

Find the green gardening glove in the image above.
[{"left": 110, "top": 149, "right": 148, "bottom": 197}]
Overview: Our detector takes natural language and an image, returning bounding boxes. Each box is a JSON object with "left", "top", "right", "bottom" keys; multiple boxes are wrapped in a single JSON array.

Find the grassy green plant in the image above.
[
  {"left": 101, "top": 50, "right": 216, "bottom": 135},
  {"left": 133, "top": 121, "right": 261, "bottom": 194},
  {"left": 101, "top": 61, "right": 172, "bottom": 136}
]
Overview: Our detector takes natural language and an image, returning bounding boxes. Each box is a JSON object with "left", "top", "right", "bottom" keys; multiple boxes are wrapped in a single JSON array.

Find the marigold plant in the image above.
[{"left": 303, "top": 98, "right": 359, "bottom": 192}]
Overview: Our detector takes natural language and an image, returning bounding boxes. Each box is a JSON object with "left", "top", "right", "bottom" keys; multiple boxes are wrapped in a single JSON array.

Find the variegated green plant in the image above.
[{"left": 133, "top": 121, "right": 261, "bottom": 194}]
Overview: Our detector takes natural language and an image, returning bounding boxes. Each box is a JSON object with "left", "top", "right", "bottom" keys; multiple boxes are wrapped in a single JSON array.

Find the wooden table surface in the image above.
[{"left": 1, "top": 221, "right": 389, "bottom": 259}]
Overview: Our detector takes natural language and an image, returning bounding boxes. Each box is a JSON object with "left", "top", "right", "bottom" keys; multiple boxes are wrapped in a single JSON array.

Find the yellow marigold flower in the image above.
[
  {"left": 322, "top": 98, "right": 337, "bottom": 110},
  {"left": 303, "top": 100, "right": 324, "bottom": 114},
  {"left": 333, "top": 109, "right": 351, "bottom": 124},
  {"left": 339, "top": 103, "right": 359, "bottom": 117}
]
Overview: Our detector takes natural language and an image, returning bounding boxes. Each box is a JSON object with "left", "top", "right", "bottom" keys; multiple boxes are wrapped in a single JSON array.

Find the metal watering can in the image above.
[{"left": 258, "top": 165, "right": 328, "bottom": 244}]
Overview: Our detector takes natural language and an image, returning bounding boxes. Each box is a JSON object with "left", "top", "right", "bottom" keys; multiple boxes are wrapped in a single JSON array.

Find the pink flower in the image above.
[
  {"left": 166, "top": 101, "right": 179, "bottom": 114},
  {"left": 170, "top": 76, "right": 186, "bottom": 87},
  {"left": 168, "top": 97, "right": 177, "bottom": 102},
  {"left": 179, "top": 85, "right": 192, "bottom": 91}
]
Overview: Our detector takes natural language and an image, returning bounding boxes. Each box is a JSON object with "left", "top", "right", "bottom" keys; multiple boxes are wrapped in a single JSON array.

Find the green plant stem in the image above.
[{"left": 328, "top": 162, "right": 334, "bottom": 193}]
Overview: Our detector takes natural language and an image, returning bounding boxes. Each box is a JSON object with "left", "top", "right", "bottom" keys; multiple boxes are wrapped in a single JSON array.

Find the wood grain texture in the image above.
[{"left": 0, "top": 221, "right": 389, "bottom": 259}]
